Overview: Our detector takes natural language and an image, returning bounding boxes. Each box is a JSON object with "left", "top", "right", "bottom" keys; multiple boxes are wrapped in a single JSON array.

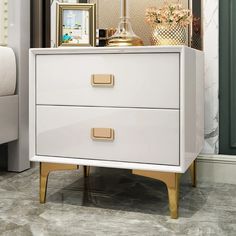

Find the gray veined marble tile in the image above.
[
  {"left": 202, "top": 0, "right": 219, "bottom": 155},
  {"left": 0, "top": 166, "right": 235, "bottom": 236}
]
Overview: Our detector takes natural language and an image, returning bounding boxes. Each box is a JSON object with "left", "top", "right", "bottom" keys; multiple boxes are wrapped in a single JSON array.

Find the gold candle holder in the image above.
[{"left": 108, "top": 0, "right": 144, "bottom": 47}]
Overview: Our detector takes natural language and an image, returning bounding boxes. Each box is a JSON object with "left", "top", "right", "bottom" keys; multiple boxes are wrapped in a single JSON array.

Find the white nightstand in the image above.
[{"left": 29, "top": 46, "right": 204, "bottom": 218}]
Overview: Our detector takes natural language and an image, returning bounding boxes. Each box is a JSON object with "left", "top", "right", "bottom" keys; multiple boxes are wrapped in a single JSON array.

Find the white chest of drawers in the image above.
[{"left": 29, "top": 46, "right": 204, "bottom": 218}]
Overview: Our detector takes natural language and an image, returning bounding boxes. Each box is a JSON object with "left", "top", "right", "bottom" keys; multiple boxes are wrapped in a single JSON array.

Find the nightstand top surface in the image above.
[{"left": 30, "top": 45, "right": 201, "bottom": 55}]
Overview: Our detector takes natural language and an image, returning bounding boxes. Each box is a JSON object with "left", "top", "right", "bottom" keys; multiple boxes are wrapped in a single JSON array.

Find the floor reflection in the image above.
[{"left": 47, "top": 167, "right": 205, "bottom": 218}]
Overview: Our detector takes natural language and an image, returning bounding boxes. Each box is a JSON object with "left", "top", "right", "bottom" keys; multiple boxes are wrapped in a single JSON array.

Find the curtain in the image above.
[{"left": 31, "top": 0, "right": 51, "bottom": 48}]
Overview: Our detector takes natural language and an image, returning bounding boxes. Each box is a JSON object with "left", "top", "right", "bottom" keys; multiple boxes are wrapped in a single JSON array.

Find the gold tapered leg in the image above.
[
  {"left": 189, "top": 160, "right": 197, "bottom": 187},
  {"left": 132, "top": 170, "right": 180, "bottom": 219},
  {"left": 167, "top": 174, "right": 180, "bottom": 219},
  {"left": 83, "top": 166, "right": 91, "bottom": 178},
  {"left": 40, "top": 162, "right": 78, "bottom": 204},
  {"left": 40, "top": 164, "right": 49, "bottom": 204}
]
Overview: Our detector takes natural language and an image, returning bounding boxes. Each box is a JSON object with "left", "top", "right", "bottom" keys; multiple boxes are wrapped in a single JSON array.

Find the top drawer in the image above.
[{"left": 36, "top": 53, "right": 180, "bottom": 109}]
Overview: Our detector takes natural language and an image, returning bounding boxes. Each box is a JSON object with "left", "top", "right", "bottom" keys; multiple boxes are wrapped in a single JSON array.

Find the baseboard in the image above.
[{"left": 194, "top": 155, "right": 236, "bottom": 184}]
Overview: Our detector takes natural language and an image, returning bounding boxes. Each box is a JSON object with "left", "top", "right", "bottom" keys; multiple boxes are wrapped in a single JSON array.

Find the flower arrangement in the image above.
[{"left": 145, "top": 1, "right": 192, "bottom": 28}]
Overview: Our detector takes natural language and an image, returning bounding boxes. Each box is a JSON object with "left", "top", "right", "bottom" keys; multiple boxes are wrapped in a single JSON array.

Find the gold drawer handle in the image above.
[
  {"left": 91, "top": 74, "right": 114, "bottom": 87},
  {"left": 91, "top": 128, "right": 115, "bottom": 141}
]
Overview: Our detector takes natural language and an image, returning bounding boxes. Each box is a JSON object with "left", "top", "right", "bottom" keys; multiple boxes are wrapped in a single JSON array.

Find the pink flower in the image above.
[{"left": 145, "top": 1, "right": 192, "bottom": 27}]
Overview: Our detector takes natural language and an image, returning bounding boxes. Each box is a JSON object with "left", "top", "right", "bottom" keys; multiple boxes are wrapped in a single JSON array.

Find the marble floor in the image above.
[{"left": 0, "top": 166, "right": 235, "bottom": 236}]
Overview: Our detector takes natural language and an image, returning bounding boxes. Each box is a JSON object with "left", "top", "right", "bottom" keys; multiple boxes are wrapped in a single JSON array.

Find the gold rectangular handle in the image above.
[
  {"left": 91, "top": 128, "right": 115, "bottom": 141},
  {"left": 91, "top": 74, "right": 114, "bottom": 87}
]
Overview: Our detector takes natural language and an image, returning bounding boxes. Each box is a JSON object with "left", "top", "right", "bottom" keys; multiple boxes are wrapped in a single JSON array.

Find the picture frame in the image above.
[{"left": 56, "top": 3, "right": 96, "bottom": 47}]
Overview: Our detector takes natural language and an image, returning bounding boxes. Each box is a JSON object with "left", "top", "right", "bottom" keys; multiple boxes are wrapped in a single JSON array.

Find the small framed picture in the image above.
[{"left": 56, "top": 3, "right": 96, "bottom": 47}]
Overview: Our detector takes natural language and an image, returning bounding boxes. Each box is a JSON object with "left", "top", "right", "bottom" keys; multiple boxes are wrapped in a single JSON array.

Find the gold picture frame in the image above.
[{"left": 56, "top": 3, "right": 96, "bottom": 47}]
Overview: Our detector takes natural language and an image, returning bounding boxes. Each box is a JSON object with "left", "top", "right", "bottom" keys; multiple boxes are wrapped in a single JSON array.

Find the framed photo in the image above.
[{"left": 56, "top": 3, "right": 96, "bottom": 47}]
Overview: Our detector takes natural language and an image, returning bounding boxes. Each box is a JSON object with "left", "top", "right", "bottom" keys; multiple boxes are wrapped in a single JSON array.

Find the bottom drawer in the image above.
[{"left": 36, "top": 106, "right": 180, "bottom": 166}]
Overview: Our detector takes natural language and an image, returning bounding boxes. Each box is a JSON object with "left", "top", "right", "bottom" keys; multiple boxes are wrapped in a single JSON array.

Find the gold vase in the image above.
[{"left": 151, "top": 25, "right": 187, "bottom": 46}]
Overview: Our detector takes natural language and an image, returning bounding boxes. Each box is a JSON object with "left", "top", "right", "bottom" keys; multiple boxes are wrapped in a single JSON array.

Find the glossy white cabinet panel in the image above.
[
  {"left": 36, "top": 53, "right": 180, "bottom": 109},
  {"left": 36, "top": 106, "right": 180, "bottom": 166},
  {"left": 29, "top": 46, "right": 204, "bottom": 173},
  {"left": 181, "top": 48, "right": 205, "bottom": 170}
]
